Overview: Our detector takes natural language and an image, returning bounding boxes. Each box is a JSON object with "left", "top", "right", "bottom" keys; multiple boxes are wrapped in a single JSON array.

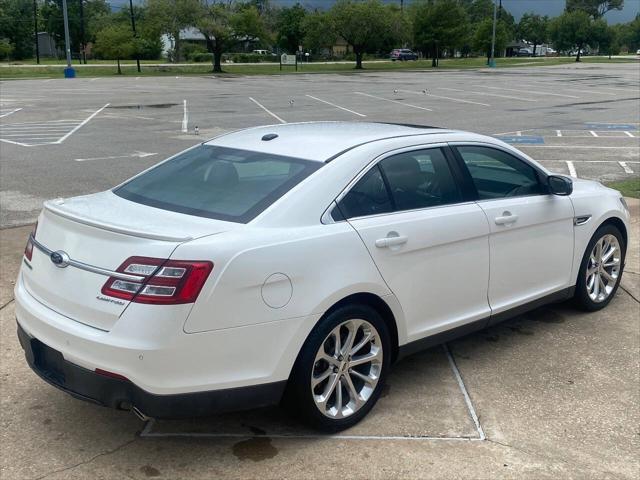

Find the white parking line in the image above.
[
  {"left": 55, "top": 103, "right": 109, "bottom": 144},
  {"left": 181, "top": 99, "right": 188, "bottom": 133},
  {"left": 482, "top": 85, "right": 579, "bottom": 99},
  {"left": 535, "top": 160, "right": 640, "bottom": 164},
  {"left": 0, "top": 119, "right": 77, "bottom": 125},
  {"left": 0, "top": 108, "right": 22, "bottom": 118},
  {"left": 624, "top": 131, "right": 635, "bottom": 137},
  {"left": 438, "top": 87, "right": 537, "bottom": 103},
  {"left": 354, "top": 92, "right": 433, "bottom": 111},
  {"left": 618, "top": 162, "right": 634, "bottom": 174},
  {"left": 249, "top": 97, "right": 286, "bottom": 123},
  {"left": 444, "top": 344, "right": 485, "bottom": 441},
  {"left": 306, "top": 95, "right": 366, "bottom": 117},
  {"left": 140, "top": 420, "right": 483, "bottom": 441},
  {"left": 518, "top": 83, "right": 616, "bottom": 96},
  {"left": 493, "top": 128, "right": 536, "bottom": 136},
  {"left": 590, "top": 131, "right": 599, "bottom": 137},
  {"left": 139, "top": 343, "right": 485, "bottom": 442},
  {"left": 75, "top": 151, "right": 157, "bottom": 162},
  {"left": 1, "top": 127, "right": 76, "bottom": 132},
  {"left": 566, "top": 161, "right": 577, "bottom": 178},
  {"left": 520, "top": 145, "right": 639, "bottom": 149},
  {"left": 0, "top": 138, "right": 31, "bottom": 146},
  {"left": 399, "top": 89, "right": 489, "bottom": 107},
  {"left": 0, "top": 133, "right": 66, "bottom": 137}
]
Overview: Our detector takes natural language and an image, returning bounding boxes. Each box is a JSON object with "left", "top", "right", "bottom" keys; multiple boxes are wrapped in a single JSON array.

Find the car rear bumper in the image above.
[
  {"left": 17, "top": 322, "right": 287, "bottom": 418},
  {"left": 14, "top": 271, "right": 320, "bottom": 405}
]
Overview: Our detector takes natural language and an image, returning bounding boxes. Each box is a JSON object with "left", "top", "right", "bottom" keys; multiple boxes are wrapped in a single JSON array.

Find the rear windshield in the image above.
[{"left": 114, "top": 145, "right": 322, "bottom": 223}]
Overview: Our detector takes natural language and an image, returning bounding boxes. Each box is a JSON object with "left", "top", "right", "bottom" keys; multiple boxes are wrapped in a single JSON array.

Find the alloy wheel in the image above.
[
  {"left": 311, "top": 319, "right": 383, "bottom": 419},
  {"left": 586, "top": 234, "right": 621, "bottom": 303}
]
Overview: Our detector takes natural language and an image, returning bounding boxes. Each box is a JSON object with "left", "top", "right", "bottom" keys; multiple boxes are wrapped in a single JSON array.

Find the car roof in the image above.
[{"left": 207, "top": 121, "right": 453, "bottom": 162}]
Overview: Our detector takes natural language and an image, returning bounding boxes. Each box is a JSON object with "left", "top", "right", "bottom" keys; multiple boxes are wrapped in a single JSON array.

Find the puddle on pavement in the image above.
[
  {"left": 147, "top": 348, "right": 477, "bottom": 438},
  {"left": 232, "top": 437, "right": 279, "bottom": 462}
]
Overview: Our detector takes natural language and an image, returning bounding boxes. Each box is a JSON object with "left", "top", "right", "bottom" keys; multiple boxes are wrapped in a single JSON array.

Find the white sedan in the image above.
[{"left": 16, "top": 122, "right": 629, "bottom": 431}]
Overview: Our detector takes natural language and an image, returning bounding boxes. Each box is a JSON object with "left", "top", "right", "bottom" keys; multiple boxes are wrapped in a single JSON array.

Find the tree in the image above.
[
  {"left": 196, "top": 1, "right": 266, "bottom": 73},
  {"left": 275, "top": 3, "right": 306, "bottom": 53},
  {"left": 0, "top": 0, "right": 34, "bottom": 59},
  {"left": 473, "top": 18, "right": 509, "bottom": 62},
  {"left": 566, "top": 0, "right": 624, "bottom": 19},
  {"left": 461, "top": 0, "right": 494, "bottom": 24},
  {"left": 41, "top": 0, "right": 111, "bottom": 59},
  {"left": 412, "top": 0, "right": 468, "bottom": 67},
  {"left": 146, "top": 0, "right": 200, "bottom": 62},
  {"left": 460, "top": 0, "right": 515, "bottom": 57},
  {"left": 616, "top": 14, "right": 640, "bottom": 52},
  {"left": 93, "top": 24, "right": 135, "bottom": 73},
  {"left": 301, "top": 11, "right": 337, "bottom": 55},
  {"left": 549, "top": 10, "right": 594, "bottom": 61},
  {"left": 597, "top": 23, "right": 619, "bottom": 58},
  {"left": 330, "top": 0, "right": 401, "bottom": 69},
  {"left": 518, "top": 13, "right": 549, "bottom": 56}
]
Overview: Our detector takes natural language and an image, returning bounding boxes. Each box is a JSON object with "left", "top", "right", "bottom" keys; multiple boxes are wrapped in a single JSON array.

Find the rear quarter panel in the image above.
[{"left": 177, "top": 223, "right": 398, "bottom": 337}]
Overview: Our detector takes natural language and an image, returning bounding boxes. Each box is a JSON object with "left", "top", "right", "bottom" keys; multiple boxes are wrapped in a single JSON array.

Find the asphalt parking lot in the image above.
[{"left": 1, "top": 63, "right": 639, "bottom": 479}]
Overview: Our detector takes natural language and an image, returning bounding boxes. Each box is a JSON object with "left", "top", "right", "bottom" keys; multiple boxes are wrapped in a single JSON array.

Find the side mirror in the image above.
[{"left": 547, "top": 175, "right": 573, "bottom": 196}]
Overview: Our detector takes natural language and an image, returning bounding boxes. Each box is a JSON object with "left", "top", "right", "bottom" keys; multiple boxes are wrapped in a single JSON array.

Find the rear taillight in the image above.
[
  {"left": 101, "top": 256, "right": 213, "bottom": 305},
  {"left": 24, "top": 222, "right": 38, "bottom": 261}
]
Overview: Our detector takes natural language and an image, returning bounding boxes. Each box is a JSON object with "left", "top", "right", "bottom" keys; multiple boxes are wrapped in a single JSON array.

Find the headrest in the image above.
[{"left": 204, "top": 161, "right": 239, "bottom": 188}]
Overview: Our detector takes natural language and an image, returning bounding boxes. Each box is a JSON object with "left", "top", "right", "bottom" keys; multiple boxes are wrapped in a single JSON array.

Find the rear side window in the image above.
[
  {"left": 379, "top": 148, "right": 461, "bottom": 211},
  {"left": 455, "top": 146, "right": 543, "bottom": 199},
  {"left": 337, "top": 165, "right": 393, "bottom": 219},
  {"left": 114, "top": 145, "right": 322, "bottom": 223}
]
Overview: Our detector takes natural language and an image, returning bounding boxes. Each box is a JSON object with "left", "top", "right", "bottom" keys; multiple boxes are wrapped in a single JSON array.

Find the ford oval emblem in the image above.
[{"left": 50, "top": 250, "right": 70, "bottom": 268}]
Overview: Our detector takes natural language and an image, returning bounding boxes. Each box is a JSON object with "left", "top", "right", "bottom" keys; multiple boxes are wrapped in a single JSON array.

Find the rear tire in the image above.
[
  {"left": 574, "top": 224, "right": 626, "bottom": 311},
  {"left": 284, "top": 304, "right": 391, "bottom": 432}
]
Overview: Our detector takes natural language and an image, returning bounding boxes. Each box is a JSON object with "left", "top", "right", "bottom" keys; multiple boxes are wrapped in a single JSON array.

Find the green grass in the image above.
[
  {"left": 606, "top": 178, "right": 640, "bottom": 199},
  {"left": 1, "top": 55, "right": 637, "bottom": 79}
]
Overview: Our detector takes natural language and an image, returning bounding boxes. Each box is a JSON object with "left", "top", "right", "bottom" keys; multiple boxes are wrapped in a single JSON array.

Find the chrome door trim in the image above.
[
  {"left": 29, "top": 235, "right": 146, "bottom": 282},
  {"left": 574, "top": 215, "right": 592, "bottom": 226}
]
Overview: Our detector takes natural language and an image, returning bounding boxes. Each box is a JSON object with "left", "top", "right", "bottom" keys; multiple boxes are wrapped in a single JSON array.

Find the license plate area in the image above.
[{"left": 31, "top": 338, "right": 66, "bottom": 384}]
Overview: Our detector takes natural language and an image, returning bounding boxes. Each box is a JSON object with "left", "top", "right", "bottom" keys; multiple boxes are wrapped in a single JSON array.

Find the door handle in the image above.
[
  {"left": 495, "top": 211, "right": 518, "bottom": 225},
  {"left": 375, "top": 235, "right": 408, "bottom": 248}
]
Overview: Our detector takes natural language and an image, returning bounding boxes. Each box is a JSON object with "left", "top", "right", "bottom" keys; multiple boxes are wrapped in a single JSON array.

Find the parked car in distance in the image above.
[
  {"left": 390, "top": 49, "right": 418, "bottom": 61},
  {"left": 517, "top": 48, "right": 534, "bottom": 57},
  {"left": 16, "top": 122, "right": 629, "bottom": 431}
]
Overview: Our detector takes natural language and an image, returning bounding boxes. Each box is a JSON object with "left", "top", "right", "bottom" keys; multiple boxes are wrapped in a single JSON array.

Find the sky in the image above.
[{"left": 111, "top": 0, "right": 640, "bottom": 24}]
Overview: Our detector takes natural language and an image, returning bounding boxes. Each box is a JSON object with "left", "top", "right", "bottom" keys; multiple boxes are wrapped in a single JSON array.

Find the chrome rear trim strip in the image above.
[{"left": 30, "top": 235, "right": 146, "bottom": 282}]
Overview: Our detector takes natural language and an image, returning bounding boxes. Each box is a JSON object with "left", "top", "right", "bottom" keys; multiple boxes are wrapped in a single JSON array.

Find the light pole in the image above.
[
  {"left": 33, "top": 0, "right": 40, "bottom": 64},
  {"left": 128, "top": 0, "right": 141, "bottom": 72},
  {"left": 489, "top": 0, "right": 497, "bottom": 67},
  {"left": 62, "top": 0, "right": 75, "bottom": 77},
  {"left": 79, "top": 0, "right": 86, "bottom": 64}
]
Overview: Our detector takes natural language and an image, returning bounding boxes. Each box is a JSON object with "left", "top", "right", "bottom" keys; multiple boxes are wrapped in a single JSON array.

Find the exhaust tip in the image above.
[{"left": 132, "top": 406, "right": 151, "bottom": 422}]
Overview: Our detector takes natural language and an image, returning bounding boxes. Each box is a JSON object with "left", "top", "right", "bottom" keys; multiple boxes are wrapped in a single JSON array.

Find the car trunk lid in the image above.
[{"left": 22, "top": 191, "right": 237, "bottom": 331}]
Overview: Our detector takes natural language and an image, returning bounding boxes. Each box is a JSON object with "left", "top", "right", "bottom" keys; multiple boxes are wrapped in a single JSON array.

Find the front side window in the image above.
[
  {"left": 114, "top": 145, "right": 322, "bottom": 223},
  {"left": 455, "top": 146, "right": 543, "bottom": 199},
  {"left": 336, "top": 165, "right": 393, "bottom": 219},
  {"left": 378, "top": 148, "right": 462, "bottom": 211}
]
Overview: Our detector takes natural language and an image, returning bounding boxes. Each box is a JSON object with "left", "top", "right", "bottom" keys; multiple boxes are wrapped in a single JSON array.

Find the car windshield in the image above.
[{"left": 114, "top": 145, "right": 322, "bottom": 223}]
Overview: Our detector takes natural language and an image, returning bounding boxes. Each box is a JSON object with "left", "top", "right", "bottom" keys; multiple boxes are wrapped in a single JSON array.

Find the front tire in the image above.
[
  {"left": 285, "top": 304, "right": 391, "bottom": 432},
  {"left": 574, "top": 224, "right": 626, "bottom": 311}
]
